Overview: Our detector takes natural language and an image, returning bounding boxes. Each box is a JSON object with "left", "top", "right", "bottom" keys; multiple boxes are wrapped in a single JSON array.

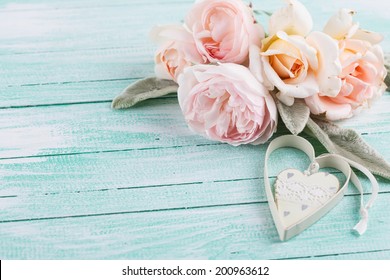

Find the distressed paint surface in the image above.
[{"left": 0, "top": 0, "right": 389, "bottom": 259}]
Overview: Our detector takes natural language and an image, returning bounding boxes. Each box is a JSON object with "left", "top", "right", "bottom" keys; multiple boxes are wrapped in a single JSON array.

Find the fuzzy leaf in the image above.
[
  {"left": 111, "top": 77, "right": 178, "bottom": 109},
  {"left": 276, "top": 98, "right": 310, "bottom": 135},
  {"left": 306, "top": 117, "right": 390, "bottom": 179},
  {"left": 253, "top": 9, "right": 272, "bottom": 17},
  {"left": 385, "top": 52, "right": 390, "bottom": 89}
]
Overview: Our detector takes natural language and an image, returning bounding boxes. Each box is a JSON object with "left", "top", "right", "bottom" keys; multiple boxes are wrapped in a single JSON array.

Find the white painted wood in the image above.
[
  {"left": 1, "top": 195, "right": 389, "bottom": 259},
  {"left": 0, "top": 0, "right": 389, "bottom": 260},
  {"left": 0, "top": 96, "right": 389, "bottom": 158}
]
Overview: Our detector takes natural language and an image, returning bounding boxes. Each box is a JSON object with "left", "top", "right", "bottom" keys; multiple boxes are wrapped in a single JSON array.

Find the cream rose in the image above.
[
  {"left": 305, "top": 9, "right": 387, "bottom": 120},
  {"left": 323, "top": 8, "right": 383, "bottom": 44},
  {"left": 178, "top": 63, "right": 277, "bottom": 145},
  {"left": 151, "top": 24, "right": 204, "bottom": 81},
  {"left": 257, "top": 31, "right": 342, "bottom": 106},
  {"left": 250, "top": 0, "right": 342, "bottom": 106},
  {"left": 185, "top": 0, "right": 264, "bottom": 64}
]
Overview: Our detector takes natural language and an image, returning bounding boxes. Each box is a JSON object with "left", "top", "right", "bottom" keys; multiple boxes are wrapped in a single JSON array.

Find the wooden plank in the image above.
[
  {"left": 0, "top": 166, "right": 387, "bottom": 222},
  {"left": 0, "top": 0, "right": 388, "bottom": 89},
  {"left": 0, "top": 79, "right": 135, "bottom": 108},
  {"left": 1, "top": 96, "right": 389, "bottom": 158},
  {"left": 0, "top": 0, "right": 388, "bottom": 55},
  {"left": 0, "top": 194, "right": 389, "bottom": 259},
  {"left": 0, "top": 2, "right": 189, "bottom": 55},
  {"left": 0, "top": 0, "right": 192, "bottom": 12},
  {"left": 0, "top": 0, "right": 389, "bottom": 261},
  {"left": 0, "top": 142, "right": 311, "bottom": 196},
  {"left": 1, "top": 134, "right": 388, "bottom": 196},
  {"left": 0, "top": 51, "right": 154, "bottom": 87},
  {"left": 0, "top": 98, "right": 208, "bottom": 159}
]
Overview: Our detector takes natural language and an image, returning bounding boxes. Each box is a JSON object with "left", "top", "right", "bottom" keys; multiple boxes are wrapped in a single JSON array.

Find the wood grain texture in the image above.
[
  {"left": 1, "top": 143, "right": 388, "bottom": 220},
  {"left": 0, "top": 51, "right": 153, "bottom": 87},
  {"left": 1, "top": 195, "right": 390, "bottom": 260},
  {"left": 0, "top": 0, "right": 389, "bottom": 260},
  {"left": 0, "top": 79, "right": 136, "bottom": 108},
  {"left": 0, "top": 0, "right": 388, "bottom": 55},
  {"left": 0, "top": 0, "right": 388, "bottom": 86},
  {"left": 0, "top": 96, "right": 389, "bottom": 158},
  {"left": 0, "top": 1, "right": 191, "bottom": 55}
]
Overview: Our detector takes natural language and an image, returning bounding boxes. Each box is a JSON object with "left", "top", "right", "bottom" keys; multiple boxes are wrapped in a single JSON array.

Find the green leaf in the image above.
[
  {"left": 111, "top": 77, "right": 178, "bottom": 109},
  {"left": 276, "top": 98, "right": 310, "bottom": 135},
  {"left": 306, "top": 117, "right": 390, "bottom": 180}
]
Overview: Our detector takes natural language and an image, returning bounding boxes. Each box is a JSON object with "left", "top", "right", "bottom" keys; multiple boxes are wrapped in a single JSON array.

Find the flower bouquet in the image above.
[{"left": 112, "top": 0, "right": 390, "bottom": 239}]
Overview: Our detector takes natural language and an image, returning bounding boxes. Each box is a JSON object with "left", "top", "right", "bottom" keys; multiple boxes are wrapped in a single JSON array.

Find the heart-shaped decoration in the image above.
[
  {"left": 264, "top": 135, "right": 355, "bottom": 241},
  {"left": 274, "top": 169, "right": 340, "bottom": 228},
  {"left": 264, "top": 135, "right": 378, "bottom": 241}
]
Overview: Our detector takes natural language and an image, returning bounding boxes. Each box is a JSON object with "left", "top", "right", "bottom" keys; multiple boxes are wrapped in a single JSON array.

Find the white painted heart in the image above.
[
  {"left": 275, "top": 169, "right": 339, "bottom": 228},
  {"left": 264, "top": 135, "right": 379, "bottom": 241}
]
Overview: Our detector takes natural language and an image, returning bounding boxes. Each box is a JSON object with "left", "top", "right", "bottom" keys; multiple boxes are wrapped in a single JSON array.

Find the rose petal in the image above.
[
  {"left": 269, "top": 0, "right": 313, "bottom": 36},
  {"left": 323, "top": 9, "right": 359, "bottom": 40},
  {"left": 306, "top": 31, "right": 342, "bottom": 97},
  {"left": 305, "top": 94, "right": 353, "bottom": 120},
  {"left": 352, "top": 29, "right": 383, "bottom": 45},
  {"left": 151, "top": 24, "right": 204, "bottom": 81},
  {"left": 249, "top": 44, "right": 274, "bottom": 89},
  {"left": 271, "top": 69, "right": 319, "bottom": 104},
  {"left": 155, "top": 62, "right": 174, "bottom": 80},
  {"left": 276, "top": 31, "right": 317, "bottom": 69}
]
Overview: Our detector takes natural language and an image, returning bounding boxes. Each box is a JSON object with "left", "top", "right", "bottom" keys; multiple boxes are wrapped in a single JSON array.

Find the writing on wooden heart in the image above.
[{"left": 275, "top": 169, "right": 340, "bottom": 228}]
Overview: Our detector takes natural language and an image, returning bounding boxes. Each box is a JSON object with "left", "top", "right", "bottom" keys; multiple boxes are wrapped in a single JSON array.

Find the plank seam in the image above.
[
  {"left": 1, "top": 131, "right": 390, "bottom": 160},
  {"left": 274, "top": 248, "right": 390, "bottom": 260},
  {"left": 0, "top": 176, "right": 382, "bottom": 199},
  {"left": 0, "top": 95, "right": 177, "bottom": 110},
  {"left": 0, "top": 142, "right": 224, "bottom": 160},
  {"left": 4, "top": 77, "right": 139, "bottom": 88},
  {"left": 0, "top": 201, "right": 260, "bottom": 224},
  {"left": 0, "top": 191, "right": 386, "bottom": 223}
]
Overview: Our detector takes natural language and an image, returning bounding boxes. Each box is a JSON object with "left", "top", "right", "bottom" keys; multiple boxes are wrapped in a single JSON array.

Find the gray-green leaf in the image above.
[
  {"left": 111, "top": 77, "right": 178, "bottom": 109},
  {"left": 276, "top": 98, "right": 310, "bottom": 135},
  {"left": 306, "top": 117, "right": 390, "bottom": 179},
  {"left": 385, "top": 52, "right": 390, "bottom": 89},
  {"left": 253, "top": 9, "right": 272, "bottom": 16}
]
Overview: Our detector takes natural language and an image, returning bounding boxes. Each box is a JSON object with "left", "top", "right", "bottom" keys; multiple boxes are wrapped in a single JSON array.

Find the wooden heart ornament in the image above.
[
  {"left": 264, "top": 135, "right": 378, "bottom": 241},
  {"left": 263, "top": 135, "right": 358, "bottom": 241},
  {"left": 274, "top": 169, "right": 340, "bottom": 228}
]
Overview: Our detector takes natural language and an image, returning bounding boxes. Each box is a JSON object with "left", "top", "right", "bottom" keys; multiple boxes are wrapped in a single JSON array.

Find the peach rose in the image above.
[
  {"left": 185, "top": 0, "right": 264, "bottom": 64},
  {"left": 305, "top": 9, "right": 387, "bottom": 120},
  {"left": 251, "top": 0, "right": 342, "bottom": 106},
  {"left": 178, "top": 63, "right": 277, "bottom": 145},
  {"left": 150, "top": 24, "right": 204, "bottom": 81}
]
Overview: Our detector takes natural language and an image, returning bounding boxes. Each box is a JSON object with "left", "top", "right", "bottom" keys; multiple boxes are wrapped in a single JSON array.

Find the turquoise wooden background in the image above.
[{"left": 0, "top": 0, "right": 389, "bottom": 259}]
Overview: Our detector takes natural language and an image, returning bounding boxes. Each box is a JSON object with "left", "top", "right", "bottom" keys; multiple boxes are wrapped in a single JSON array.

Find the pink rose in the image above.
[
  {"left": 305, "top": 9, "right": 387, "bottom": 120},
  {"left": 185, "top": 0, "right": 264, "bottom": 64},
  {"left": 150, "top": 24, "right": 204, "bottom": 81},
  {"left": 178, "top": 63, "right": 277, "bottom": 145},
  {"left": 305, "top": 41, "right": 386, "bottom": 120}
]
